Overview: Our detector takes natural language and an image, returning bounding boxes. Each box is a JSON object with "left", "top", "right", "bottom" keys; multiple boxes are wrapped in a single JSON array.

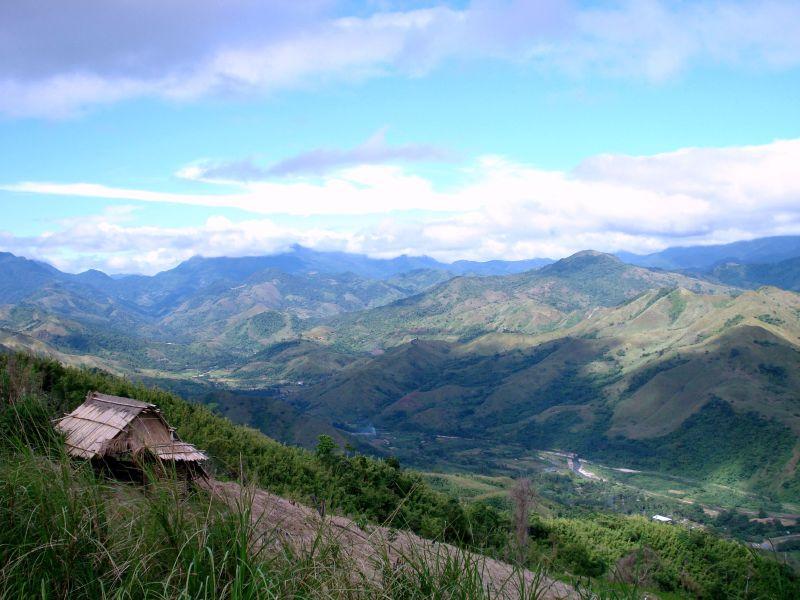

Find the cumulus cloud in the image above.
[
  {"left": 0, "top": 214, "right": 354, "bottom": 274},
  {"left": 2, "top": 0, "right": 799, "bottom": 117},
  {"left": 179, "top": 129, "right": 451, "bottom": 181},
  {"left": 574, "top": 139, "right": 800, "bottom": 212},
  {"left": 3, "top": 139, "right": 800, "bottom": 273}
]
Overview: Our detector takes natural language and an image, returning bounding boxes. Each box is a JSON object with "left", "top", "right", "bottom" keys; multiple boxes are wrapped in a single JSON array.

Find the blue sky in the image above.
[{"left": 1, "top": 0, "right": 799, "bottom": 273}]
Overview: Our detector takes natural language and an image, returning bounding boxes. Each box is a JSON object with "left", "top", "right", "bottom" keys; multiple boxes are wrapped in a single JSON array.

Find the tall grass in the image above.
[
  {"left": 3, "top": 355, "right": 796, "bottom": 599},
  {"left": 0, "top": 455, "right": 550, "bottom": 598},
  {"left": 0, "top": 395, "right": 557, "bottom": 599}
]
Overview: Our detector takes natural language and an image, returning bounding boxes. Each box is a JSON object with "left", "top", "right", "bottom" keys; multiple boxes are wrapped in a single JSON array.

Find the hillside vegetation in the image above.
[
  {"left": 296, "top": 284, "right": 800, "bottom": 501},
  {"left": 319, "top": 251, "right": 731, "bottom": 351},
  {"left": 2, "top": 353, "right": 798, "bottom": 599},
  {"left": 2, "top": 249, "right": 798, "bottom": 503}
]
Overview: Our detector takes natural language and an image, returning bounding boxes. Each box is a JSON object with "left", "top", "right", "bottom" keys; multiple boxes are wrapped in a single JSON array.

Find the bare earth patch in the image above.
[{"left": 203, "top": 479, "right": 577, "bottom": 599}]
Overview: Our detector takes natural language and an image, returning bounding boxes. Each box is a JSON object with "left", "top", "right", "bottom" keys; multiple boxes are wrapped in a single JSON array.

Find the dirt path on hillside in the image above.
[{"left": 202, "top": 479, "right": 577, "bottom": 599}]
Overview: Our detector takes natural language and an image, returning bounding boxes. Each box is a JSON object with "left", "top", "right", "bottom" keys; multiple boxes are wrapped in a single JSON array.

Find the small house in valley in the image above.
[
  {"left": 55, "top": 391, "right": 207, "bottom": 481},
  {"left": 651, "top": 514, "right": 673, "bottom": 524}
]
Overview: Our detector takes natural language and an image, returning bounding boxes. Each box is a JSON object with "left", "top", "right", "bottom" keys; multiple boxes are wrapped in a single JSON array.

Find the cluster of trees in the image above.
[{"left": 530, "top": 514, "right": 797, "bottom": 597}]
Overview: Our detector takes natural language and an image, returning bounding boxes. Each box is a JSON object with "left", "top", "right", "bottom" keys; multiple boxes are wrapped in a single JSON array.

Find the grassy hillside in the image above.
[
  {"left": 0, "top": 404, "right": 525, "bottom": 597},
  {"left": 320, "top": 251, "right": 731, "bottom": 352},
  {"left": 0, "top": 352, "right": 486, "bottom": 544},
  {"left": 295, "top": 287, "right": 800, "bottom": 501},
  {"left": 2, "top": 353, "right": 797, "bottom": 599}
]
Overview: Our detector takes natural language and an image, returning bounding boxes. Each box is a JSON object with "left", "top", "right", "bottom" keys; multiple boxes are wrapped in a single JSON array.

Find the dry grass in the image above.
[{"left": 203, "top": 479, "right": 577, "bottom": 599}]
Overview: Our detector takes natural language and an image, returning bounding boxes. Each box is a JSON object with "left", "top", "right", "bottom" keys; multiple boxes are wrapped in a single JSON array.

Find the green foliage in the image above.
[
  {"left": 1, "top": 352, "right": 799, "bottom": 598},
  {"left": 757, "top": 313, "right": 785, "bottom": 326},
  {"left": 590, "top": 399, "right": 795, "bottom": 492},
  {"left": 0, "top": 353, "right": 503, "bottom": 550},
  {"left": 666, "top": 290, "right": 687, "bottom": 323},
  {"left": 625, "top": 355, "right": 689, "bottom": 395},
  {"left": 640, "top": 287, "right": 673, "bottom": 312},
  {"left": 533, "top": 514, "right": 799, "bottom": 599},
  {"left": 726, "top": 314, "right": 745, "bottom": 327},
  {"left": 758, "top": 362, "right": 789, "bottom": 387},
  {"left": 315, "top": 434, "right": 338, "bottom": 461},
  {"left": 249, "top": 310, "right": 287, "bottom": 337}
]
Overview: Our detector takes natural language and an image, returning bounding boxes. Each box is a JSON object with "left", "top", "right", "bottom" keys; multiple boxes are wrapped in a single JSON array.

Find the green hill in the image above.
[
  {"left": 1, "top": 249, "right": 798, "bottom": 502},
  {"left": 320, "top": 251, "right": 731, "bottom": 351},
  {"left": 2, "top": 353, "right": 797, "bottom": 599},
  {"left": 296, "top": 286, "right": 800, "bottom": 501}
]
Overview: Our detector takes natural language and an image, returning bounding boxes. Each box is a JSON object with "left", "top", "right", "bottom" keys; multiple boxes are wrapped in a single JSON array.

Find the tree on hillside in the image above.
[{"left": 510, "top": 477, "right": 533, "bottom": 562}]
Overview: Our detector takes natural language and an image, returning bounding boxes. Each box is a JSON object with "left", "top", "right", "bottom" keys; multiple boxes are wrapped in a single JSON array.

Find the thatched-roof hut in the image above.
[{"left": 55, "top": 391, "right": 207, "bottom": 480}]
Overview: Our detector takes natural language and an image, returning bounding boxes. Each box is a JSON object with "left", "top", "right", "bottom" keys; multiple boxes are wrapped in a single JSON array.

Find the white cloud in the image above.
[
  {"left": 3, "top": 139, "right": 800, "bottom": 273},
  {"left": 1, "top": 215, "right": 357, "bottom": 275},
  {"left": 5, "top": 165, "right": 469, "bottom": 215},
  {"left": 2, "top": 1, "right": 799, "bottom": 117},
  {"left": 179, "top": 128, "right": 451, "bottom": 180}
]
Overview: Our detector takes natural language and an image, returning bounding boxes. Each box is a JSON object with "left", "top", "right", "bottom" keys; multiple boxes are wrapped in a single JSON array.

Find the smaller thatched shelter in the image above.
[{"left": 55, "top": 391, "right": 207, "bottom": 481}]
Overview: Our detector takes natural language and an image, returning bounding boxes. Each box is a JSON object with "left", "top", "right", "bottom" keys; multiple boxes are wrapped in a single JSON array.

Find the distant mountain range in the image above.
[
  {"left": 0, "top": 247, "right": 555, "bottom": 382},
  {"left": 706, "top": 256, "right": 800, "bottom": 291},
  {"left": 618, "top": 236, "right": 800, "bottom": 291},
  {"left": 617, "top": 235, "right": 800, "bottom": 270},
  {"left": 1, "top": 236, "right": 800, "bottom": 500}
]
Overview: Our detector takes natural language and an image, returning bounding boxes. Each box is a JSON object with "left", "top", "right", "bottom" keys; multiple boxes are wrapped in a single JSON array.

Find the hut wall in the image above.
[{"left": 127, "top": 413, "right": 173, "bottom": 452}]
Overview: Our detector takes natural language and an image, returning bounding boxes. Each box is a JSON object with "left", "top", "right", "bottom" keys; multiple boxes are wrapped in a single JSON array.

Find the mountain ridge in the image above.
[
  {"left": 318, "top": 250, "right": 733, "bottom": 351},
  {"left": 1, "top": 244, "right": 799, "bottom": 503},
  {"left": 291, "top": 284, "right": 800, "bottom": 500},
  {"left": 618, "top": 235, "right": 800, "bottom": 270}
]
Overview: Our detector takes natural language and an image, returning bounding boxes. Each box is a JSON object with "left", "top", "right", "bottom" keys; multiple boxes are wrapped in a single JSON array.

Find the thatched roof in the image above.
[{"left": 55, "top": 391, "right": 207, "bottom": 463}]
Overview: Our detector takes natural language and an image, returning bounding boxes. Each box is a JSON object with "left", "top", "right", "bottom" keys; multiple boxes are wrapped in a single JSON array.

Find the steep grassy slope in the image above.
[
  {"left": 0, "top": 355, "right": 551, "bottom": 599},
  {"left": 0, "top": 353, "right": 490, "bottom": 544},
  {"left": 3, "top": 353, "right": 798, "bottom": 599}
]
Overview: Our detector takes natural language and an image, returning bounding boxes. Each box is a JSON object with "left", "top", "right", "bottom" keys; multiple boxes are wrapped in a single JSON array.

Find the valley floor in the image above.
[{"left": 380, "top": 430, "right": 800, "bottom": 548}]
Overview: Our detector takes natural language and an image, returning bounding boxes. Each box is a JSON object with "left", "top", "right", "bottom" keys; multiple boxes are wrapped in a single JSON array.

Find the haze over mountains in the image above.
[{"left": 2, "top": 235, "right": 800, "bottom": 501}]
